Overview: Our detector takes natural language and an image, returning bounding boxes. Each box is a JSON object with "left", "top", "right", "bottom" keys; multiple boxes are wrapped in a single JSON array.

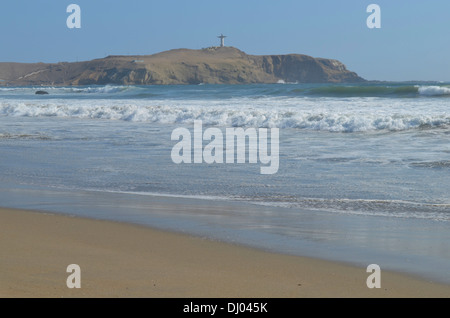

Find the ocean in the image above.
[{"left": 1, "top": 82, "right": 449, "bottom": 283}]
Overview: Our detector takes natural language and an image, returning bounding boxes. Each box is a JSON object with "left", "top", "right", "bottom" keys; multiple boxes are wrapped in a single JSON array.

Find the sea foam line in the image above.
[{"left": 1, "top": 98, "right": 449, "bottom": 132}]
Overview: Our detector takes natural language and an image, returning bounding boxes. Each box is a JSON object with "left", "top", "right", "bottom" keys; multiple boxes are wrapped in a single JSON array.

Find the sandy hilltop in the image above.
[{"left": 0, "top": 47, "right": 365, "bottom": 86}]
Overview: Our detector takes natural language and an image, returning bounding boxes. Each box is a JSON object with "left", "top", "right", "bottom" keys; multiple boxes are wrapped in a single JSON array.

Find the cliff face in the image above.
[
  {"left": 256, "top": 55, "right": 362, "bottom": 83},
  {"left": 0, "top": 47, "right": 365, "bottom": 86}
]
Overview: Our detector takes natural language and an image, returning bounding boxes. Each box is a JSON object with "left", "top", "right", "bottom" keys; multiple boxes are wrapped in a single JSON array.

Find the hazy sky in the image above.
[{"left": 1, "top": 0, "right": 449, "bottom": 81}]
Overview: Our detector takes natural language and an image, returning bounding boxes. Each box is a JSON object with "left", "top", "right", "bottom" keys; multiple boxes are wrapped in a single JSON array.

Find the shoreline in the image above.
[{"left": 1, "top": 207, "right": 450, "bottom": 298}]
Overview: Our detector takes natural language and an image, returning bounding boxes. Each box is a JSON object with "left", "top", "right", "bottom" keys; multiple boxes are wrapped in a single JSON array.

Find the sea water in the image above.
[{"left": 0, "top": 83, "right": 449, "bottom": 283}]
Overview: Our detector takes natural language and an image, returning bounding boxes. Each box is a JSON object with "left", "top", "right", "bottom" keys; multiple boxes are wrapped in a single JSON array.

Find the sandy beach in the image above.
[{"left": 1, "top": 207, "right": 449, "bottom": 298}]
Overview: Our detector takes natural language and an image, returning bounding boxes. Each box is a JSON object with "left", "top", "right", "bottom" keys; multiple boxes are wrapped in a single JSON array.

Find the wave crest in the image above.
[
  {"left": 0, "top": 85, "right": 135, "bottom": 95},
  {"left": 418, "top": 86, "right": 450, "bottom": 96},
  {"left": 1, "top": 101, "right": 449, "bottom": 132}
]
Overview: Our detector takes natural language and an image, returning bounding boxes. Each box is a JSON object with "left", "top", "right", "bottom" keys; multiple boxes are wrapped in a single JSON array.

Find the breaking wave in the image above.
[
  {"left": 304, "top": 85, "right": 450, "bottom": 97},
  {"left": 417, "top": 86, "right": 450, "bottom": 96},
  {"left": 1, "top": 100, "right": 449, "bottom": 132},
  {"left": 1, "top": 84, "right": 450, "bottom": 98},
  {"left": 0, "top": 85, "right": 136, "bottom": 95}
]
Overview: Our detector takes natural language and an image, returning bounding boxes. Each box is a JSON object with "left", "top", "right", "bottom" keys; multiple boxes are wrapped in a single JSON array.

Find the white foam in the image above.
[
  {"left": 70, "top": 85, "right": 130, "bottom": 94},
  {"left": 249, "top": 197, "right": 450, "bottom": 222},
  {"left": 418, "top": 86, "right": 450, "bottom": 96},
  {"left": 1, "top": 97, "right": 449, "bottom": 132},
  {"left": 0, "top": 85, "right": 133, "bottom": 95}
]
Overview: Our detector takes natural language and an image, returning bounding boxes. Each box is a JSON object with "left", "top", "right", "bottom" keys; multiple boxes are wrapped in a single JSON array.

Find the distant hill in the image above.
[{"left": 0, "top": 47, "right": 365, "bottom": 86}]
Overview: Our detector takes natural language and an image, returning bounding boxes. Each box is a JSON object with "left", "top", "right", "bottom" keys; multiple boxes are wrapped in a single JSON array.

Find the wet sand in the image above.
[{"left": 1, "top": 207, "right": 449, "bottom": 298}]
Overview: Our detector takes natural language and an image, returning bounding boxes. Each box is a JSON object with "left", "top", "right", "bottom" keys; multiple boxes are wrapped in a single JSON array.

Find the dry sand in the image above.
[{"left": 1, "top": 207, "right": 449, "bottom": 298}]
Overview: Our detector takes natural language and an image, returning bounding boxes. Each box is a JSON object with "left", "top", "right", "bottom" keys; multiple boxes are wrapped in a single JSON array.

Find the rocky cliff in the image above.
[{"left": 0, "top": 47, "right": 365, "bottom": 86}]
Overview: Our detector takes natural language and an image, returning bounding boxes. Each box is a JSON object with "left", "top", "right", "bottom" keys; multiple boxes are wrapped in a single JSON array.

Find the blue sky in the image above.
[{"left": 1, "top": 0, "right": 449, "bottom": 81}]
